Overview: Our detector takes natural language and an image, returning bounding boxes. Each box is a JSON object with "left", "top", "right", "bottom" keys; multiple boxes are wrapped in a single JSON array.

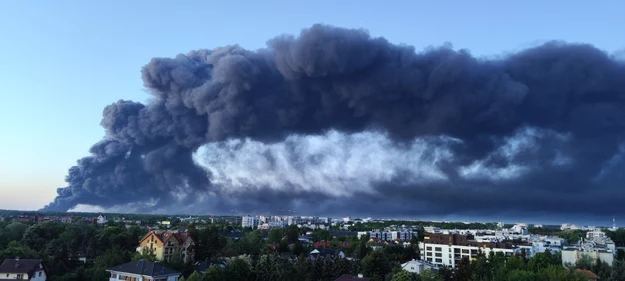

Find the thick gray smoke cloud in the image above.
[{"left": 43, "top": 25, "right": 625, "bottom": 221}]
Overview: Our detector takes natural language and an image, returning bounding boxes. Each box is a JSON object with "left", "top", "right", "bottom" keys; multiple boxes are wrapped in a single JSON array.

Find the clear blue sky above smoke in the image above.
[{"left": 0, "top": 0, "right": 624, "bottom": 213}]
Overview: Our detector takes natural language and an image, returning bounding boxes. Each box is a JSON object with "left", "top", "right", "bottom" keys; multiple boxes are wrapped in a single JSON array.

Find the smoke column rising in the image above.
[{"left": 43, "top": 25, "right": 625, "bottom": 219}]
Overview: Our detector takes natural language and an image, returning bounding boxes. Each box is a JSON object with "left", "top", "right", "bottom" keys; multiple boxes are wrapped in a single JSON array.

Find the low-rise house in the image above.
[
  {"left": 136, "top": 230, "right": 195, "bottom": 263},
  {"left": 400, "top": 259, "right": 436, "bottom": 274},
  {"left": 96, "top": 214, "right": 108, "bottom": 225},
  {"left": 309, "top": 249, "right": 346, "bottom": 259},
  {"left": 0, "top": 258, "right": 47, "bottom": 280},
  {"left": 106, "top": 260, "right": 180, "bottom": 281}
]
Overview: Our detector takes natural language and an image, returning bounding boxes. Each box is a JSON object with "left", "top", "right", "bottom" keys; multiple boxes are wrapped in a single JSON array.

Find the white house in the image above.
[
  {"left": 107, "top": 260, "right": 180, "bottom": 281},
  {"left": 97, "top": 214, "right": 108, "bottom": 224},
  {"left": 0, "top": 258, "right": 47, "bottom": 281},
  {"left": 401, "top": 259, "right": 435, "bottom": 274}
]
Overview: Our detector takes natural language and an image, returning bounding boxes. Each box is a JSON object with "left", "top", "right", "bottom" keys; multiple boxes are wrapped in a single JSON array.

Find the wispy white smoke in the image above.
[{"left": 195, "top": 131, "right": 458, "bottom": 197}]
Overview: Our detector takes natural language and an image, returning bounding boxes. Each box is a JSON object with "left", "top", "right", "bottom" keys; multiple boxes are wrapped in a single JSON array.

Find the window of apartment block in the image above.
[
  {"left": 435, "top": 258, "right": 442, "bottom": 263},
  {"left": 426, "top": 246, "right": 432, "bottom": 251},
  {"left": 434, "top": 247, "right": 442, "bottom": 252},
  {"left": 462, "top": 249, "right": 469, "bottom": 254}
]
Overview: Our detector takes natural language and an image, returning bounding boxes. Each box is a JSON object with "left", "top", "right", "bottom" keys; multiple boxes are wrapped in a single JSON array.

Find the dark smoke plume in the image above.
[{"left": 43, "top": 25, "right": 625, "bottom": 221}]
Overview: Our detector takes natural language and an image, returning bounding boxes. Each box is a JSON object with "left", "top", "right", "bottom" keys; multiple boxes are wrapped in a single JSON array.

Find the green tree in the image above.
[
  {"left": 361, "top": 251, "right": 391, "bottom": 281},
  {"left": 268, "top": 228, "right": 284, "bottom": 244},
  {"left": 609, "top": 260, "right": 625, "bottom": 281},
  {"left": 285, "top": 225, "right": 300, "bottom": 243},
  {"left": 391, "top": 270, "right": 416, "bottom": 281},
  {"left": 0, "top": 241, "right": 39, "bottom": 260},
  {"left": 224, "top": 258, "right": 251, "bottom": 281},
  {"left": 419, "top": 269, "right": 442, "bottom": 281},
  {"left": 202, "top": 265, "right": 225, "bottom": 281},
  {"left": 505, "top": 270, "right": 536, "bottom": 281},
  {"left": 185, "top": 271, "right": 202, "bottom": 281}
]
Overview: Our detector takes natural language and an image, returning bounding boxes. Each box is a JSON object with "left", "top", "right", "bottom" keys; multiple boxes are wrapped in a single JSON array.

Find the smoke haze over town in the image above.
[
  {"left": 2, "top": 2, "right": 625, "bottom": 227},
  {"left": 33, "top": 24, "right": 625, "bottom": 225}
]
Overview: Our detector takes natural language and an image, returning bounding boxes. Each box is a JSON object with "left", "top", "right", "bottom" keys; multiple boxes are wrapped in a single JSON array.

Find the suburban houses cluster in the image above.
[{"left": 0, "top": 210, "right": 622, "bottom": 280}]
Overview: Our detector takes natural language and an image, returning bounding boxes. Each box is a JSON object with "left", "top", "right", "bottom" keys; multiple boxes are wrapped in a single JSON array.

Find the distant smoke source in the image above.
[{"left": 43, "top": 25, "right": 625, "bottom": 219}]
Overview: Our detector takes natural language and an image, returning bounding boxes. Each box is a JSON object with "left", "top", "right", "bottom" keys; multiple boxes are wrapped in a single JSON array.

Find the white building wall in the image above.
[
  {"left": 31, "top": 270, "right": 46, "bottom": 281},
  {"left": 419, "top": 242, "right": 515, "bottom": 268}
]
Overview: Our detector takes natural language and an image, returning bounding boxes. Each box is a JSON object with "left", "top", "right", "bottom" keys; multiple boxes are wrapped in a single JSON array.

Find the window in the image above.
[
  {"left": 435, "top": 258, "right": 442, "bottom": 263},
  {"left": 426, "top": 258, "right": 432, "bottom": 262},
  {"left": 434, "top": 247, "right": 442, "bottom": 252},
  {"left": 462, "top": 249, "right": 469, "bottom": 254},
  {"left": 426, "top": 246, "right": 432, "bottom": 251},
  {"left": 435, "top": 252, "right": 442, "bottom": 257},
  {"left": 426, "top": 252, "right": 432, "bottom": 256}
]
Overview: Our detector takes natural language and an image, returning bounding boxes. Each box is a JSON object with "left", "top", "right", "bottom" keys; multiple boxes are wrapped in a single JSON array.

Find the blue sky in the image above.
[{"left": 0, "top": 0, "right": 624, "bottom": 211}]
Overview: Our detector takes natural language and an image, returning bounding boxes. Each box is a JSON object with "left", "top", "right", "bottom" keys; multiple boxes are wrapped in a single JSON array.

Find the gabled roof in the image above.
[
  {"left": 139, "top": 230, "right": 193, "bottom": 245},
  {"left": 310, "top": 248, "right": 343, "bottom": 256},
  {"left": 0, "top": 259, "right": 44, "bottom": 275},
  {"left": 107, "top": 260, "right": 180, "bottom": 277}
]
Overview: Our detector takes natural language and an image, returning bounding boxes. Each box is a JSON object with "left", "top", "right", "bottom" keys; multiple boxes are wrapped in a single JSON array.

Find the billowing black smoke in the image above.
[{"left": 43, "top": 25, "right": 625, "bottom": 221}]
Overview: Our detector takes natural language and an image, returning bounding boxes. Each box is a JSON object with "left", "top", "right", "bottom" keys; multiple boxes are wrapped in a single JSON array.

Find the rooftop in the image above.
[
  {"left": 0, "top": 259, "right": 44, "bottom": 275},
  {"left": 107, "top": 260, "right": 180, "bottom": 277}
]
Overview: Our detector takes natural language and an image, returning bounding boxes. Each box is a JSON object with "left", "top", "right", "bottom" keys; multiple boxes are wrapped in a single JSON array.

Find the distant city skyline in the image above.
[{"left": 1, "top": 1, "right": 624, "bottom": 226}]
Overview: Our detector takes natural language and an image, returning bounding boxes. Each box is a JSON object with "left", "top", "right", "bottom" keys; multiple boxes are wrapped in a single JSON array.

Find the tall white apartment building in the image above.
[{"left": 241, "top": 216, "right": 258, "bottom": 229}]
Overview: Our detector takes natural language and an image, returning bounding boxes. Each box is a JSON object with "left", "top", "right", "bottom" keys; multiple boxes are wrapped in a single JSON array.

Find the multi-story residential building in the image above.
[
  {"left": 561, "top": 229, "right": 616, "bottom": 266},
  {"left": 369, "top": 230, "right": 416, "bottom": 241},
  {"left": 136, "top": 230, "right": 195, "bottom": 263},
  {"left": 419, "top": 233, "right": 526, "bottom": 268},
  {"left": 529, "top": 236, "right": 565, "bottom": 256},
  {"left": 241, "top": 216, "right": 258, "bottom": 228},
  {"left": 357, "top": 230, "right": 417, "bottom": 241},
  {"left": 107, "top": 260, "right": 180, "bottom": 281},
  {"left": 562, "top": 247, "right": 614, "bottom": 266},
  {"left": 0, "top": 258, "right": 47, "bottom": 281}
]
